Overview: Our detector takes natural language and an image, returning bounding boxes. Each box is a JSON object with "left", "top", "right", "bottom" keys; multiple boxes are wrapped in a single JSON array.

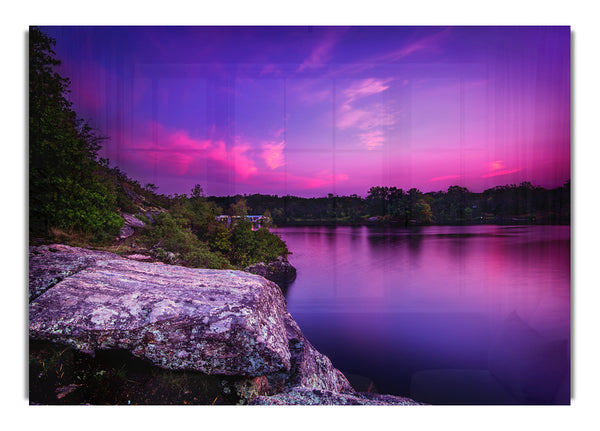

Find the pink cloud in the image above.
[
  {"left": 337, "top": 105, "right": 371, "bottom": 129},
  {"left": 343, "top": 78, "right": 392, "bottom": 103},
  {"left": 230, "top": 144, "right": 258, "bottom": 179},
  {"left": 335, "top": 78, "right": 398, "bottom": 150},
  {"left": 429, "top": 175, "right": 461, "bottom": 182},
  {"left": 379, "top": 28, "right": 452, "bottom": 62},
  {"left": 481, "top": 160, "right": 521, "bottom": 178},
  {"left": 488, "top": 160, "right": 505, "bottom": 171},
  {"left": 116, "top": 121, "right": 354, "bottom": 195},
  {"left": 209, "top": 141, "right": 228, "bottom": 161},
  {"left": 169, "top": 130, "right": 211, "bottom": 151},
  {"left": 206, "top": 139, "right": 257, "bottom": 179},
  {"left": 359, "top": 131, "right": 385, "bottom": 150},
  {"left": 297, "top": 30, "right": 344, "bottom": 72},
  {"left": 121, "top": 122, "right": 258, "bottom": 179},
  {"left": 337, "top": 96, "right": 396, "bottom": 131},
  {"left": 262, "top": 141, "right": 286, "bottom": 170},
  {"left": 482, "top": 169, "right": 522, "bottom": 178}
]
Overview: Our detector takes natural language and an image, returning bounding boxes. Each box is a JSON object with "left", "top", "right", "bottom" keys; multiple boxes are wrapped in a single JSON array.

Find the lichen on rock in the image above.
[
  {"left": 30, "top": 250, "right": 291, "bottom": 377},
  {"left": 29, "top": 244, "right": 422, "bottom": 405},
  {"left": 250, "top": 388, "right": 425, "bottom": 405}
]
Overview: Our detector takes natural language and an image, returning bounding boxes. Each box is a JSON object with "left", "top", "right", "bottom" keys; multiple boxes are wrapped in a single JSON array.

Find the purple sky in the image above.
[{"left": 42, "top": 26, "right": 570, "bottom": 197}]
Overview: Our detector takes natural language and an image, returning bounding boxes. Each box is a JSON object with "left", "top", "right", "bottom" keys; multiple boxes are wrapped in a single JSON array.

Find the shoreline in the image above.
[{"left": 274, "top": 220, "right": 570, "bottom": 227}]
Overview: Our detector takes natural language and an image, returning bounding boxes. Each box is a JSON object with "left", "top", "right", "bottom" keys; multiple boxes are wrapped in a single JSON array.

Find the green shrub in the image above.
[
  {"left": 226, "top": 220, "right": 290, "bottom": 267},
  {"left": 141, "top": 212, "right": 200, "bottom": 254},
  {"left": 29, "top": 27, "right": 123, "bottom": 242},
  {"left": 181, "top": 249, "right": 233, "bottom": 270},
  {"left": 141, "top": 212, "right": 234, "bottom": 269}
]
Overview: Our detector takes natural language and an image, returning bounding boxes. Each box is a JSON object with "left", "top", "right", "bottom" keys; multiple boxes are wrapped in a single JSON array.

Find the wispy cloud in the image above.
[
  {"left": 119, "top": 122, "right": 353, "bottom": 192},
  {"left": 336, "top": 78, "right": 397, "bottom": 150},
  {"left": 429, "top": 175, "right": 461, "bottom": 182},
  {"left": 376, "top": 28, "right": 452, "bottom": 62},
  {"left": 262, "top": 141, "right": 286, "bottom": 170},
  {"left": 121, "top": 122, "right": 258, "bottom": 179},
  {"left": 359, "top": 131, "right": 386, "bottom": 151},
  {"left": 297, "top": 30, "right": 345, "bottom": 73},
  {"left": 481, "top": 160, "right": 521, "bottom": 178},
  {"left": 209, "top": 140, "right": 258, "bottom": 179},
  {"left": 322, "top": 28, "right": 453, "bottom": 79},
  {"left": 343, "top": 78, "right": 392, "bottom": 103}
]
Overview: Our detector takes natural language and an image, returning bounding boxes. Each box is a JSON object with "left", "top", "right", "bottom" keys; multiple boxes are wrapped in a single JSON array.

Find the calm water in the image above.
[{"left": 275, "top": 225, "right": 571, "bottom": 405}]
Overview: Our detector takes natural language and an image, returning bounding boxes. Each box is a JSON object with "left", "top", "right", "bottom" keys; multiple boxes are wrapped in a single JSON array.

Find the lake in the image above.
[{"left": 274, "top": 225, "right": 571, "bottom": 405}]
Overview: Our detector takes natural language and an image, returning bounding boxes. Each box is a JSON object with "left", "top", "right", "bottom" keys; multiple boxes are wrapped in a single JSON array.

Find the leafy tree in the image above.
[
  {"left": 29, "top": 26, "right": 123, "bottom": 240},
  {"left": 141, "top": 212, "right": 232, "bottom": 269},
  {"left": 366, "top": 186, "right": 389, "bottom": 216},
  {"left": 230, "top": 199, "right": 249, "bottom": 217},
  {"left": 144, "top": 183, "right": 158, "bottom": 193},
  {"left": 207, "top": 223, "right": 233, "bottom": 256},
  {"left": 414, "top": 199, "right": 433, "bottom": 224},
  {"left": 229, "top": 218, "right": 255, "bottom": 266},
  {"left": 252, "top": 227, "right": 290, "bottom": 262},
  {"left": 191, "top": 184, "right": 205, "bottom": 200}
]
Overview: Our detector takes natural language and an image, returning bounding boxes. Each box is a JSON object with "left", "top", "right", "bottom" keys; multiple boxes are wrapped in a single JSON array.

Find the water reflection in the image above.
[{"left": 276, "top": 225, "right": 570, "bottom": 404}]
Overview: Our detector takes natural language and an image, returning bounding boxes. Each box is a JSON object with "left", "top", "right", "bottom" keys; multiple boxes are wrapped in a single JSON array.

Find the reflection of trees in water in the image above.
[
  {"left": 323, "top": 226, "right": 337, "bottom": 246},
  {"left": 366, "top": 228, "right": 426, "bottom": 265},
  {"left": 349, "top": 226, "right": 363, "bottom": 244}
]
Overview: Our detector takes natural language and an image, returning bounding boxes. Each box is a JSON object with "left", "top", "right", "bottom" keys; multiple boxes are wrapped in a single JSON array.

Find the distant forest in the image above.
[{"left": 207, "top": 182, "right": 571, "bottom": 226}]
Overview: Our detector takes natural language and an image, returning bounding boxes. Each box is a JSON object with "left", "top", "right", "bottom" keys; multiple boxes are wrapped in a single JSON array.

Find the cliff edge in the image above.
[{"left": 29, "top": 244, "right": 422, "bottom": 405}]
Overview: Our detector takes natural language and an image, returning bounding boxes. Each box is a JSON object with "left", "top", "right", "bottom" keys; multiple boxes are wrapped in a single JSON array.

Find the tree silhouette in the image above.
[{"left": 29, "top": 26, "right": 122, "bottom": 239}]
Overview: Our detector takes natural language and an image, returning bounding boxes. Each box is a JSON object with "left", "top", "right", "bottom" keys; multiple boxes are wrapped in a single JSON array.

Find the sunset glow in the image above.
[{"left": 44, "top": 26, "right": 570, "bottom": 197}]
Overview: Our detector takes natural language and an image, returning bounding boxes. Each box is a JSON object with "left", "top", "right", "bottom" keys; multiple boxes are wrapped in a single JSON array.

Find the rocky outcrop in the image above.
[
  {"left": 30, "top": 247, "right": 291, "bottom": 377},
  {"left": 244, "top": 258, "right": 297, "bottom": 288},
  {"left": 250, "top": 388, "right": 424, "bottom": 405},
  {"left": 29, "top": 244, "right": 420, "bottom": 405},
  {"left": 119, "top": 212, "right": 146, "bottom": 239},
  {"left": 29, "top": 245, "right": 118, "bottom": 301},
  {"left": 283, "top": 314, "right": 352, "bottom": 392}
]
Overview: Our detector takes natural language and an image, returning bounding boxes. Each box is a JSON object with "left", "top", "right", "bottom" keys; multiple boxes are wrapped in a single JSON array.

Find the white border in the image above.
[{"left": 3, "top": 2, "right": 598, "bottom": 430}]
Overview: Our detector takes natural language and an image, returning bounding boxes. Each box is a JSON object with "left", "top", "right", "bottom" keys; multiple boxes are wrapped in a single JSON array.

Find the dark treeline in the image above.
[{"left": 207, "top": 181, "right": 570, "bottom": 226}]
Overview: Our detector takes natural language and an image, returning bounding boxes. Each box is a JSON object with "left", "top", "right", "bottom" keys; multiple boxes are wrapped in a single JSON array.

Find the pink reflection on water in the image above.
[{"left": 278, "top": 225, "right": 570, "bottom": 404}]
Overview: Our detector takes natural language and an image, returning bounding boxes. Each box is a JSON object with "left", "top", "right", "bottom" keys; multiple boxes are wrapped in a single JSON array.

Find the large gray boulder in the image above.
[
  {"left": 28, "top": 244, "right": 118, "bottom": 301},
  {"left": 283, "top": 314, "right": 352, "bottom": 392},
  {"left": 250, "top": 388, "right": 424, "bottom": 405},
  {"left": 29, "top": 244, "right": 420, "bottom": 405},
  {"left": 30, "top": 247, "right": 291, "bottom": 376}
]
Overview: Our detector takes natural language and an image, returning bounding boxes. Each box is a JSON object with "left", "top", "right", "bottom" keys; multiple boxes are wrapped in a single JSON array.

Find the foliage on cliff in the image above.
[
  {"left": 29, "top": 26, "right": 123, "bottom": 241},
  {"left": 140, "top": 188, "right": 289, "bottom": 269},
  {"left": 28, "top": 27, "right": 291, "bottom": 269}
]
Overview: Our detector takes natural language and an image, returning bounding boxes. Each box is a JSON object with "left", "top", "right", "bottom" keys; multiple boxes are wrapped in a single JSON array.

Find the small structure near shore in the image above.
[{"left": 216, "top": 215, "right": 269, "bottom": 230}]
